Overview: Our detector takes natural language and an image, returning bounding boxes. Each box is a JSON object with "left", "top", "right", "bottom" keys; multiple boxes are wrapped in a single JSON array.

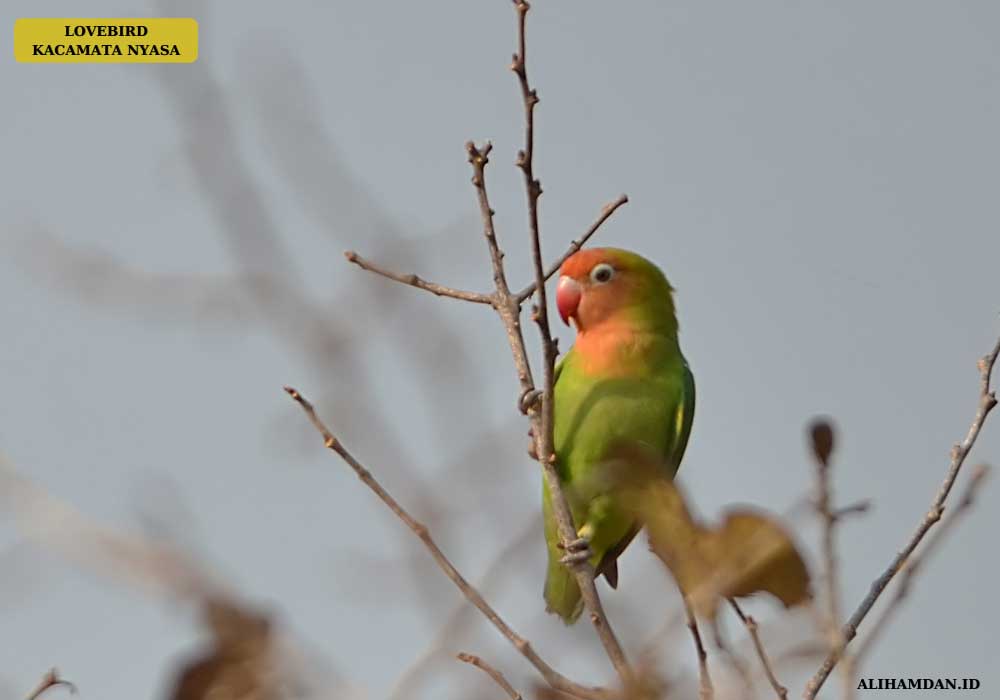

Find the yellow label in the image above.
[{"left": 14, "top": 18, "right": 198, "bottom": 63}]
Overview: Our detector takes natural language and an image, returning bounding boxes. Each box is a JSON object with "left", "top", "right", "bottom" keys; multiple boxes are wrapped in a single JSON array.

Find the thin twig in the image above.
[
  {"left": 457, "top": 653, "right": 524, "bottom": 700},
  {"left": 803, "top": 333, "right": 1000, "bottom": 699},
  {"left": 25, "top": 669, "right": 75, "bottom": 700},
  {"left": 515, "top": 194, "right": 629, "bottom": 303},
  {"left": 854, "top": 464, "right": 990, "bottom": 664},
  {"left": 709, "top": 618, "right": 755, "bottom": 700},
  {"left": 284, "top": 387, "right": 616, "bottom": 700},
  {"left": 729, "top": 600, "right": 788, "bottom": 700},
  {"left": 464, "top": 141, "right": 537, "bottom": 390},
  {"left": 808, "top": 419, "right": 843, "bottom": 648},
  {"left": 343, "top": 251, "right": 494, "bottom": 304},
  {"left": 830, "top": 500, "right": 871, "bottom": 521},
  {"left": 684, "top": 601, "right": 714, "bottom": 700},
  {"left": 807, "top": 418, "right": 849, "bottom": 700},
  {"left": 386, "top": 519, "right": 537, "bottom": 700}
]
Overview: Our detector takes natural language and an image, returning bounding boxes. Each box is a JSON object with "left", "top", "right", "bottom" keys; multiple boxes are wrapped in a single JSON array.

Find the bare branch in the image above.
[
  {"left": 457, "top": 653, "right": 523, "bottom": 700},
  {"left": 466, "top": 141, "right": 517, "bottom": 298},
  {"left": 808, "top": 420, "right": 844, "bottom": 653},
  {"left": 25, "top": 669, "right": 75, "bottom": 700},
  {"left": 515, "top": 194, "right": 629, "bottom": 303},
  {"left": 854, "top": 464, "right": 990, "bottom": 664},
  {"left": 343, "top": 250, "right": 494, "bottom": 304},
  {"left": 709, "top": 618, "right": 755, "bottom": 700},
  {"left": 803, "top": 332, "right": 1000, "bottom": 699},
  {"left": 464, "top": 140, "right": 536, "bottom": 391},
  {"left": 729, "top": 600, "right": 788, "bottom": 700},
  {"left": 386, "top": 519, "right": 537, "bottom": 700},
  {"left": 284, "top": 387, "right": 617, "bottom": 700},
  {"left": 504, "top": 0, "right": 633, "bottom": 682},
  {"left": 684, "top": 601, "right": 714, "bottom": 700}
]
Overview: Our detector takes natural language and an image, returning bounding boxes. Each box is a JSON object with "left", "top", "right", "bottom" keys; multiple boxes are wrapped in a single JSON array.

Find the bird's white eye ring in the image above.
[{"left": 590, "top": 263, "right": 615, "bottom": 284}]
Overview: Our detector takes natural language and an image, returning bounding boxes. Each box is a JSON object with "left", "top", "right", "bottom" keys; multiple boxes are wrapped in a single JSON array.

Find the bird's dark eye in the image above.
[{"left": 590, "top": 263, "right": 615, "bottom": 284}]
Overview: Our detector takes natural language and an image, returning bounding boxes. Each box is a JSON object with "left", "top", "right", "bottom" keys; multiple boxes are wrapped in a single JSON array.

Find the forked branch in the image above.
[
  {"left": 25, "top": 669, "right": 76, "bottom": 700},
  {"left": 457, "top": 653, "right": 524, "bottom": 700},
  {"left": 515, "top": 194, "right": 629, "bottom": 303},
  {"left": 284, "top": 387, "right": 617, "bottom": 700},
  {"left": 729, "top": 599, "right": 788, "bottom": 700}
]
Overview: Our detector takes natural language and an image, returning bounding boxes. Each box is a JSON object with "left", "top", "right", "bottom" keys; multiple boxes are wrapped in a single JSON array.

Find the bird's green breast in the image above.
[{"left": 553, "top": 338, "right": 688, "bottom": 508}]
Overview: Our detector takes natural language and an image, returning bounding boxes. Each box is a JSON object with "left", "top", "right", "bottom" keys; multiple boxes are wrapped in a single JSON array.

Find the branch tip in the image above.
[
  {"left": 26, "top": 670, "right": 76, "bottom": 700},
  {"left": 344, "top": 251, "right": 493, "bottom": 304},
  {"left": 456, "top": 653, "right": 523, "bottom": 700}
]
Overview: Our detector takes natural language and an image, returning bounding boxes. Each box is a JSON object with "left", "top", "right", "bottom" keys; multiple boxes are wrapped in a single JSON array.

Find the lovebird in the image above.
[{"left": 543, "top": 247, "right": 695, "bottom": 623}]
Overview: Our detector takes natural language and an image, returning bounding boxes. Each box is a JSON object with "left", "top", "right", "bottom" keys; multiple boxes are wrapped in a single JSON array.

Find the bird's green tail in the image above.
[{"left": 544, "top": 556, "right": 583, "bottom": 624}]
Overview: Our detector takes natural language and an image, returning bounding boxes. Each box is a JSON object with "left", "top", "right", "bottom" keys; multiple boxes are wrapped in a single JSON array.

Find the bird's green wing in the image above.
[
  {"left": 668, "top": 360, "right": 696, "bottom": 473},
  {"left": 596, "top": 358, "right": 695, "bottom": 588}
]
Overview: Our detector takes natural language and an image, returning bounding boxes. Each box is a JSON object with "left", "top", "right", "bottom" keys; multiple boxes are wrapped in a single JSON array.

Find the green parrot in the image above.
[{"left": 543, "top": 247, "right": 695, "bottom": 623}]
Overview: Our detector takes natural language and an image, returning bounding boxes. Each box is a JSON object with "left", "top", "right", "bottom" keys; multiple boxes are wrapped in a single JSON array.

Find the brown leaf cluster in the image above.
[{"left": 617, "top": 460, "right": 811, "bottom": 619}]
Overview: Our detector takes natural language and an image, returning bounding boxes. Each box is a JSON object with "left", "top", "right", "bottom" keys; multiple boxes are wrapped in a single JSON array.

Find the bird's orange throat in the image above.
[{"left": 573, "top": 321, "right": 676, "bottom": 377}]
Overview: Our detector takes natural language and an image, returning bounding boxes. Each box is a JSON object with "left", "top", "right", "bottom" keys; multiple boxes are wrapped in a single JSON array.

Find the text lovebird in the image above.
[{"left": 543, "top": 248, "right": 695, "bottom": 623}]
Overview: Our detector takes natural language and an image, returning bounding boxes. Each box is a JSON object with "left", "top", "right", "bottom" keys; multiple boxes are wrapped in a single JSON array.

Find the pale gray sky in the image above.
[{"left": 2, "top": 2, "right": 998, "bottom": 699}]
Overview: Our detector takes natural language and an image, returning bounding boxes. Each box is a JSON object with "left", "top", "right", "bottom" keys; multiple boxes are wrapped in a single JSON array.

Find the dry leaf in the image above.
[
  {"left": 621, "top": 474, "right": 811, "bottom": 619},
  {"left": 167, "top": 599, "right": 285, "bottom": 700}
]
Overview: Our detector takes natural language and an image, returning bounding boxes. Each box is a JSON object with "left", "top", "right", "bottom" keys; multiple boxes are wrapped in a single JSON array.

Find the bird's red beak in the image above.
[{"left": 556, "top": 275, "right": 582, "bottom": 325}]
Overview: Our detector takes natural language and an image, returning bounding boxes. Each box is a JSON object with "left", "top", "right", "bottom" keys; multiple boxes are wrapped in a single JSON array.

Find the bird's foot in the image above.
[
  {"left": 559, "top": 535, "right": 593, "bottom": 567},
  {"left": 519, "top": 388, "right": 542, "bottom": 415}
]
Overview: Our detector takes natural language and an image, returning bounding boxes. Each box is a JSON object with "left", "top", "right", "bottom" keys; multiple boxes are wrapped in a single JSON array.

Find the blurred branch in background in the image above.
[
  {"left": 0, "top": 456, "right": 351, "bottom": 700},
  {"left": 19, "top": 0, "right": 524, "bottom": 654},
  {"left": 16, "top": 2, "right": 621, "bottom": 694},
  {"left": 0, "top": 455, "right": 223, "bottom": 602}
]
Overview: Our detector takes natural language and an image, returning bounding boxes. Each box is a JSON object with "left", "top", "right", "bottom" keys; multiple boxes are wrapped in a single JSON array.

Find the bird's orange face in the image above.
[{"left": 556, "top": 248, "right": 642, "bottom": 332}]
